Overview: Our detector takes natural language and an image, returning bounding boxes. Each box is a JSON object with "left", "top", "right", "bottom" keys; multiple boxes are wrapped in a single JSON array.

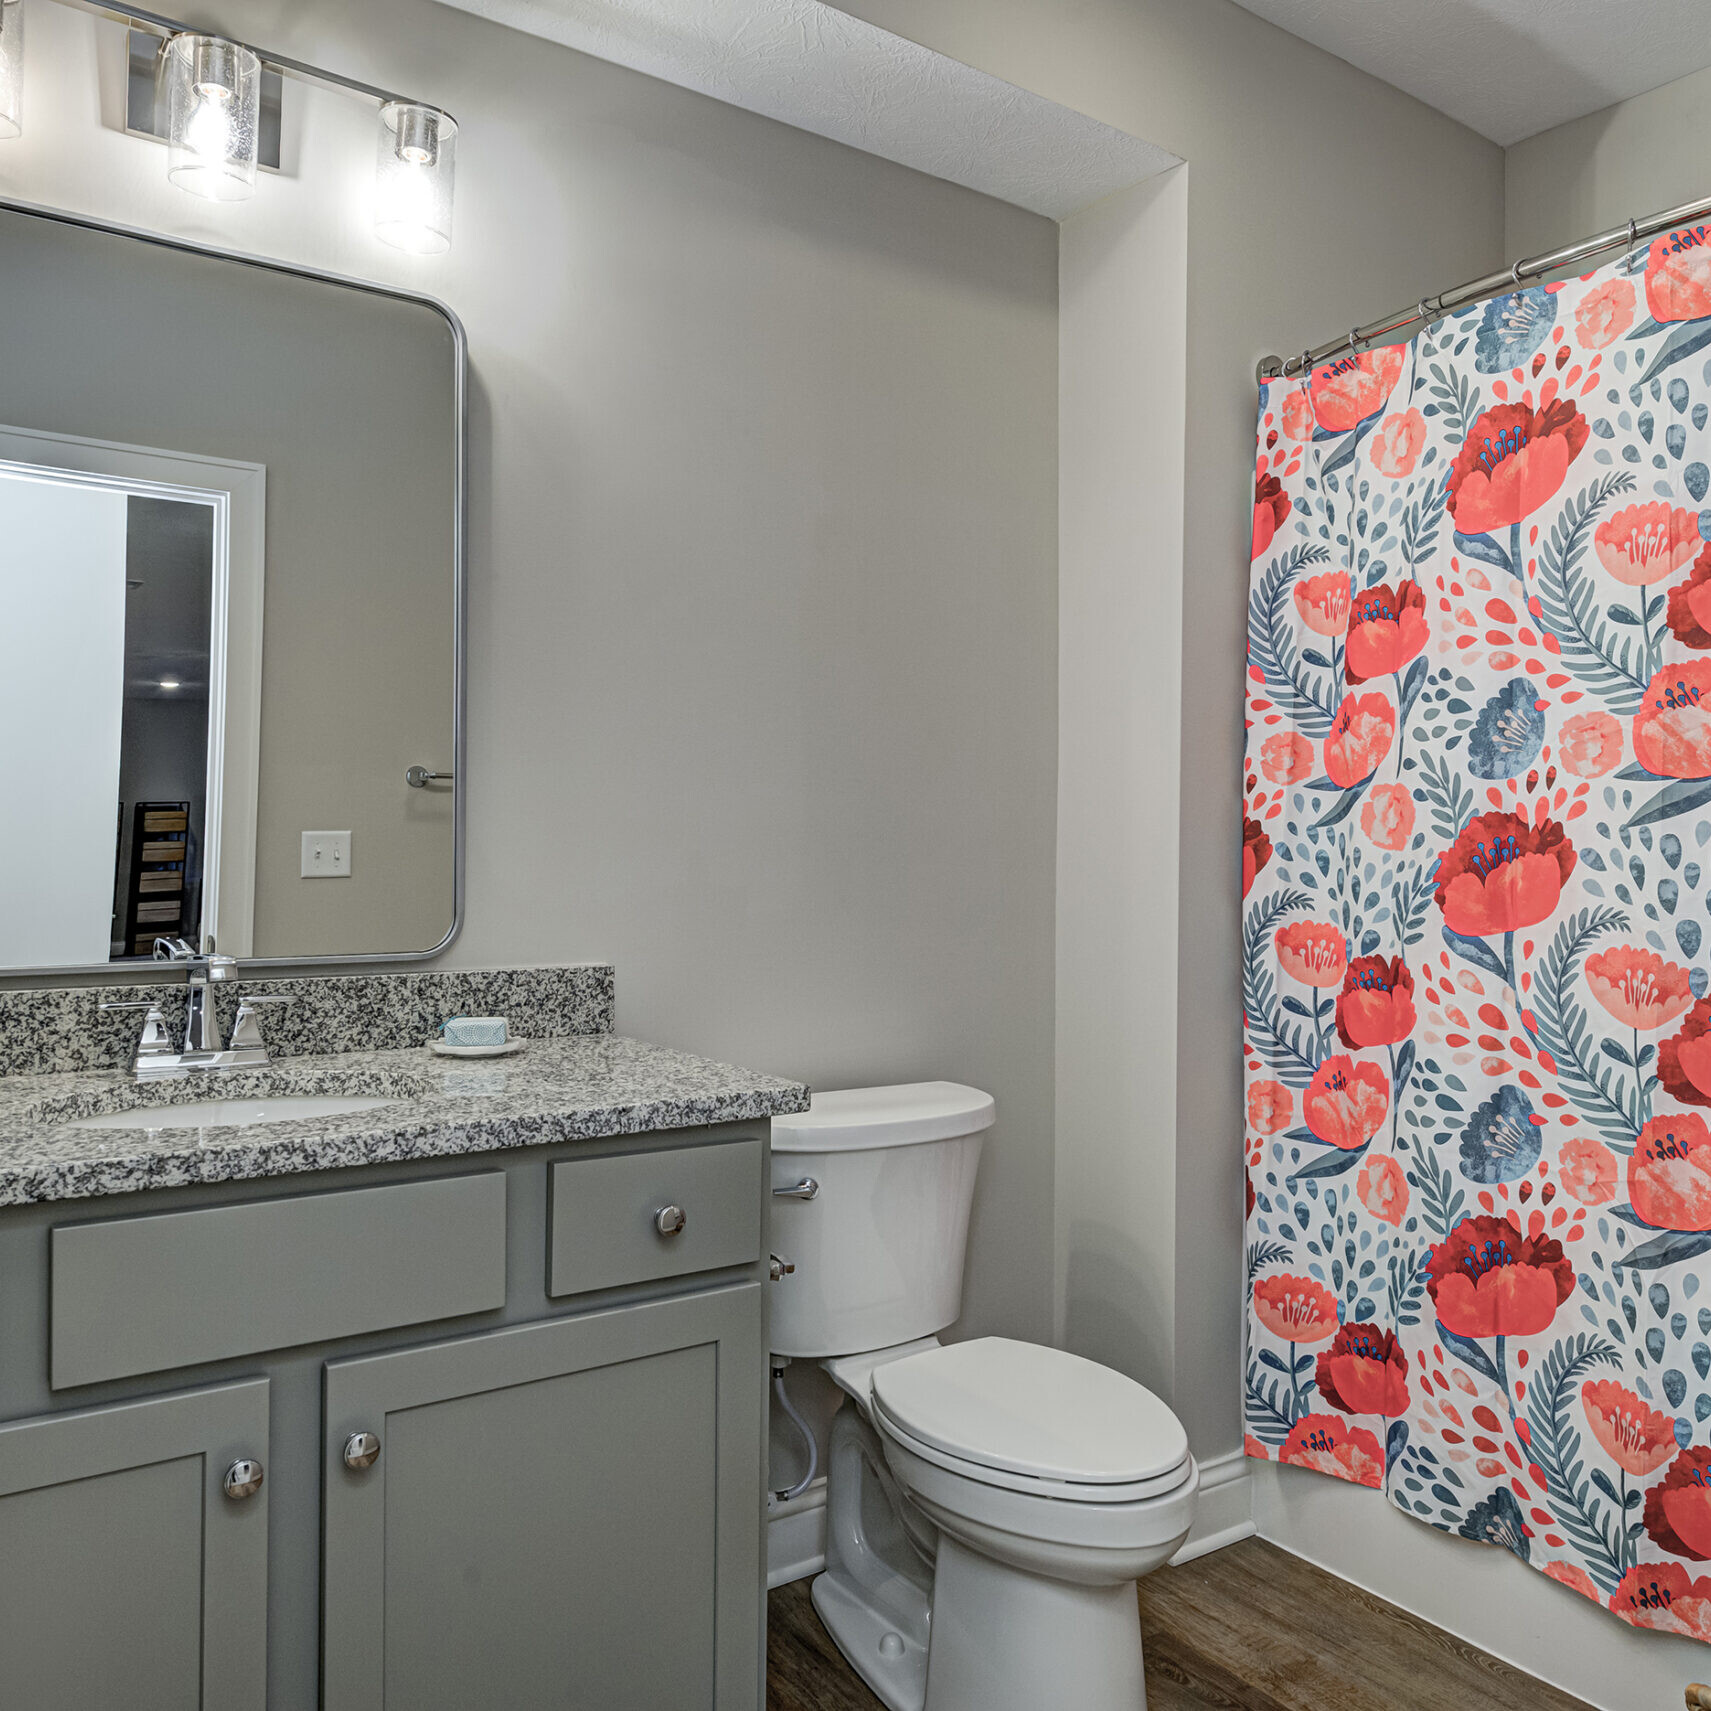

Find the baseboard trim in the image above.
[
  {"left": 1170, "top": 1448, "right": 1254, "bottom": 1565},
  {"left": 767, "top": 1478, "right": 828, "bottom": 1589}
]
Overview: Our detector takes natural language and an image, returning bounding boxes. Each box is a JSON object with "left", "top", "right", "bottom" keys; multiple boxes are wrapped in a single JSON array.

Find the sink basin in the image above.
[{"left": 65, "top": 1095, "right": 398, "bottom": 1131}]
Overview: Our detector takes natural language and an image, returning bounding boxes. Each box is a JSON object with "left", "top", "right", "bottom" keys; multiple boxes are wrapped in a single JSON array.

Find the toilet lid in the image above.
[{"left": 870, "top": 1337, "right": 1188, "bottom": 1485}]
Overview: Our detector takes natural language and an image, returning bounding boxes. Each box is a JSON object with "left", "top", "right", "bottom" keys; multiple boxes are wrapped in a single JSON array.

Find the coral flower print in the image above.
[
  {"left": 1335, "top": 956, "right": 1415, "bottom": 1049},
  {"left": 1259, "top": 731, "right": 1314, "bottom": 784},
  {"left": 1279, "top": 1415, "right": 1383, "bottom": 1488},
  {"left": 1356, "top": 1154, "right": 1408, "bottom": 1226},
  {"left": 1594, "top": 503, "right": 1705, "bottom": 587},
  {"left": 1292, "top": 570, "right": 1350, "bottom": 637},
  {"left": 1557, "top": 1135, "right": 1618, "bottom": 1207},
  {"left": 1252, "top": 1275, "right": 1340, "bottom": 1345},
  {"left": 1324, "top": 692, "right": 1395, "bottom": 787},
  {"left": 1557, "top": 709, "right": 1624, "bottom": 777},
  {"left": 1370, "top": 408, "right": 1427, "bottom": 478},
  {"left": 1253, "top": 470, "right": 1292, "bottom": 560},
  {"left": 1247, "top": 1080, "right": 1292, "bottom": 1136},
  {"left": 1444, "top": 400, "right": 1589, "bottom": 536},
  {"left": 1667, "top": 548, "right": 1711, "bottom": 649},
  {"left": 1280, "top": 385, "right": 1314, "bottom": 442},
  {"left": 1646, "top": 1446, "right": 1711, "bottom": 1560},
  {"left": 1433, "top": 811, "right": 1576, "bottom": 937},
  {"left": 1360, "top": 782, "right": 1415, "bottom": 851},
  {"left": 1574, "top": 276, "right": 1636, "bottom": 349},
  {"left": 1310, "top": 346, "right": 1404, "bottom": 433},
  {"left": 1661, "top": 1001, "right": 1711, "bottom": 1109},
  {"left": 1424, "top": 1214, "right": 1574, "bottom": 1340},
  {"left": 1274, "top": 920, "right": 1347, "bottom": 988},
  {"left": 1241, "top": 816, "right": 1272, "bottom": 899},
  {"left": 1646, "top": 225, "right": 1711, "bottom": 323},
  {"left": 1584, "top": 945, "right": 1695, "bottom": 1033},
  {"left": 1302, "top": 1056, "right": 1389, "bottom": 1150},
  {"left": 1633, "top": 662, "right": 1711, "bottom": 778},
  {"left": 1612, "top": 1565, "right": 1711, "bottom": 1641},
  {"left": 1582, "top": 1381, "right": 1679, "bottom": 1478},
  {"left": 1345, "top": 582, "right": 1428, "bottom": 684},
  {"left": 1315, "top": 1324, "right": 1408, "bottom": 1417},
  {"left": 1628, "top": 1113, "right": 1711, "bottom": 1231}
]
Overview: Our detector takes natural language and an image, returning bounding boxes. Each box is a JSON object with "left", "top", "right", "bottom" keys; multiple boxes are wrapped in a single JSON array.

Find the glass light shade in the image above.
[
  {"left": 0, "top": 0, "right": 23, "bottom": 142},
  {"left": 375, "top": 102, "right": 456, "bottom": 255},
  {"left": 164, "top": 34, "right": 261, "bottom": 202}
]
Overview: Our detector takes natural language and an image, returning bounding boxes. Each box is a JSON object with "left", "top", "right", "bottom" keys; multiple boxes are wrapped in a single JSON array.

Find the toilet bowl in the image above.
[{"left": 771, "top": 1085, "right": 1196, "bottom": 1711}]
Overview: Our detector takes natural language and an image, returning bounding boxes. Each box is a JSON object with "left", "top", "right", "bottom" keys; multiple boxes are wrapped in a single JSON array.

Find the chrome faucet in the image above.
[{"left": 154, "top": 936, "right": 235, "bottom": 1054}]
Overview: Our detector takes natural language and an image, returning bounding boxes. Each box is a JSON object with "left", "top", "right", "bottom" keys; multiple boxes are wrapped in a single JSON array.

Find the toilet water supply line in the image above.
[{"left": 772, "top": 1358, "right": 819, "bottom": 1504}]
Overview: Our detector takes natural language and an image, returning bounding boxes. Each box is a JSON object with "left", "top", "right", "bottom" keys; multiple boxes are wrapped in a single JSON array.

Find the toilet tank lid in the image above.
[{"left": 770, "top": 1082, "right": 995, "bottom": 1153}]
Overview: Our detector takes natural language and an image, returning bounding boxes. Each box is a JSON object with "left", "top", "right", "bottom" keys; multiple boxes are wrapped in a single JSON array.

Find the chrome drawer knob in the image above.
[
  {"left": 343, "top": 1431, "right": 382, "bottom": 1471},
  {"left": 222, "top": 1457, "right": 265, "bottom": 1500},
  {"left": 654, "top": 1204, "right": 687, "bottom": 1237}
]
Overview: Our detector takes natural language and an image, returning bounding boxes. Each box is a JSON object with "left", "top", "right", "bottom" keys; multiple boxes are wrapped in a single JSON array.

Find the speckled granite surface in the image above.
[
  {"left": 0, "top": 1033, "right": 809, "bottom": 1207},
  {"left": 0, "top": 965, "right": 614, "bottom": 1079}
]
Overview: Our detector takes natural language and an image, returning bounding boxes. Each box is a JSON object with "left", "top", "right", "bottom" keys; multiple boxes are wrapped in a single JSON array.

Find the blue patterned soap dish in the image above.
[{"left": 429, "top": 1037, "right": 526, "bottom": 1059}]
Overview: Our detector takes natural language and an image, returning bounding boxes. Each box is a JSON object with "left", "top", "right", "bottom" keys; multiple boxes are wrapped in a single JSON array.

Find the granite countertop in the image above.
[{"left": 0, "top": 1033, "right": 811, "bottom": 1208}]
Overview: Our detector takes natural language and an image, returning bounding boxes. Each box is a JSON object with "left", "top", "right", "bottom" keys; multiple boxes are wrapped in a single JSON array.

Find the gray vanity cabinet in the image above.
[
  {"left": 323, "top": 1280, "right": 764, "bottom": 1711},
  {"left": 0, "top": 1377, "right": 270, "bottom": 1711}
]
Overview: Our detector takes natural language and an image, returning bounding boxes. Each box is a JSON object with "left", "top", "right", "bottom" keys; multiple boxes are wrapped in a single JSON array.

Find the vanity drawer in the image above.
[
  {"left": 549, "top": 1138, "right": 761, "bottom": 1297},
  {"left": 51, "top": 1173, "right": 507, "bottom": 1388}
]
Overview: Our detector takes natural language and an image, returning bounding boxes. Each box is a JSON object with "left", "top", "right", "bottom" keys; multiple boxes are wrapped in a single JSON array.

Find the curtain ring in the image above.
[
  {"left": 1417, "top": 298, "right": 1431, "bottom": 324},
  {"left": 1347, "top": 327, "right": 1359, "bottom": 356},
  {"left": 1628, "top": 216, "right": 1638, "bottom": 249},
  {"left": 1511, "top": 258, "right": 1525, "bottom": 285},
  {"left": 1300, "top": 348, "right": 1312, "bottom": 378}
]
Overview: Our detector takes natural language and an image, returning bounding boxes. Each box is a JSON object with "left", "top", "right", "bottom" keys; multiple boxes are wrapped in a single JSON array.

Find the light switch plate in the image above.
[{"left": 301, "top": 830, "right": 352, "bottom": 879}]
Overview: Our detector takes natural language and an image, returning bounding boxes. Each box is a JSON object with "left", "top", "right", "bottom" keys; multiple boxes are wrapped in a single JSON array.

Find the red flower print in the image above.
[
  {"left": 1666, "top": 546, "right": 1711, "bottom": 648},
  {"left": 1280, "top": 386, "right": 1314, "bottom": 443},
  {"left": 1370, "top": 408, "right": 1426, "bottom": 478},
  {"left": 1661, "top": 1000, "right": 1711, "bottom": 1108},
  {"left": 1252, "top": 1274, "right": 1340, "bottom": 1344},
  {"left": 1360, "top": 782, "right": 1415, "bottom": 851},
  {"left": 1557, "top": 1135, "right": 1618, "bottom": 1207},
  {"left": 1292, "top": 570, "right": 1350, "bottom": 637},
  {"left": 1315, "top": 1323, "right": 1408, "bottom": 1417},
  {"left": 1324, "top": 691, "right": 1396, "bottom": 787},
  {"left": 1574, "top": 277, "right": 1636, "bottom": 350},
  {"left": 1628, "top": 1113, "right": 1711, "bottom": 1230},
  {"left": 1247, "top": 1079, "right": 1293, "bottom": 1136},
  {"left": 1242, "top": 815, "right": 1273, "bottom": 899},
  {"left": 1634, "top": 662, "right": 1711, "bottom": 779},
  {"left": 1311, "top": 346, "right": 1405, "bottom": 434},
  {"left": 1335, "top": 955, "right": 1416, "bottom": 1049},
  {"left": 1444, "top": 400, "right": 1589, "bottom": 536},
  {"left": 1274, "top": 920, "right": 1347, "bottom": 988},
  {"left": 1260, "top": 731, "right": 1314, "bottom": 784},
  {"left": 1424, "top": 1213, "right": 1574, "bottom": 1340},
  {"left": 1243, "top": 1433, "right": 1270, "bottom": 1460},
  {"left": 1612, "top": 1564, "right": 1711, "bottom": 1640},
  {"left": 1645, "top": 224, "right": 1711, "bottom": 324},
  {"left": 1279, "top": 1414, "right": 1384, "bottom": 1488},
  {"left": 1303, "top": 1055, "right": 1389, "bottom": 1150},
  {"left": 1594, "top": 502, "right": 1705, "bottom": 587},
  {"left": 1356, "top": 1154, "right": 1408, "bottom": 1226},
  {"left": 1582, "top": 1380, "right": 1679, "bottom": 1477},
  {"left": 1584, "top": 945, "right": 1695, "bottom": 1032},
  {"left": 1253, "top": 470, "right": 1292, "bottom": 560},
  {"left": 1544, "top": 1561, "right": 1602, "bottom": 1604},
  {"left": 1557, "top": 709, "right": 1624, "bottom": 778},
  {"left": 1344, "top": 581, "right": 1428, "bottom": 684},
  {"left": 1646, "top": 1446, "right": 1711, "bottom": 1560},
  {"left": 1433, "top": 811, "right": 1576, "bottom": 938}
]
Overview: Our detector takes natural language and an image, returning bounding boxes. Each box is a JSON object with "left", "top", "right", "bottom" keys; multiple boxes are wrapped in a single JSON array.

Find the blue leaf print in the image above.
[
  {"left": 1474, "top": 288, "right": 1556, "bottom": 375},
  {"left": 1458, "top": 1085, "right": 1542, "bottom": 1184},
  {"left": 1467, "top": 677, "right": 1545, "bottom": 779},
  {"left": 1459, "top": 1487, "right": 1531, "bottom": 1562}
]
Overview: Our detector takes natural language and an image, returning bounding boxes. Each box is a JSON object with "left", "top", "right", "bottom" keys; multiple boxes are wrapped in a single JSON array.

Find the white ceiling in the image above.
[{"left": 1230, "top": 0, "right": 1711, "bottom": 146}]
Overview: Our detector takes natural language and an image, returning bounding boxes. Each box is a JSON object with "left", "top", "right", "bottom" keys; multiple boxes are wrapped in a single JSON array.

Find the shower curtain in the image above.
[{"left": 1242, "top": 222, "right": 1711, "bottom": 1641}]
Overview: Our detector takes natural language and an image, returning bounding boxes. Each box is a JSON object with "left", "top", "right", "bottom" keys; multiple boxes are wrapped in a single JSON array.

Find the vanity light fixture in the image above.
[
  {"left": 375, "top": 101, "right": 457, "bottom": 254},
  {"left": 0, "top": 0, "right": 23, "bottom": 141},
  {"left": 158, "top": 677, "right": 181, "bottom": 690},
  {"left": 163, "top": 33, "right": 261, "bottom": 201}
]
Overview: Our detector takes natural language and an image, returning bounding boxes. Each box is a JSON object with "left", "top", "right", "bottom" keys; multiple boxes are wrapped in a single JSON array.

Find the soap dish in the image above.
[{"left": 429, "top": 1038, "right": 527, "bottom": 1059}]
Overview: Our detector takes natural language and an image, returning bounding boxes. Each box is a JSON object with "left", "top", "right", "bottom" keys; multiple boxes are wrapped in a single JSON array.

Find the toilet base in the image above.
[{"left": 812, "top": 1570, "right": 930, "bottom": 1711}]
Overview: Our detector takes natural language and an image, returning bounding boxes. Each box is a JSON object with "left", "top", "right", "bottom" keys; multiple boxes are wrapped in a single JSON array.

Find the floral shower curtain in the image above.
[{"left": 1242, "top": 223, "right": 1711, "bottom": 1640}]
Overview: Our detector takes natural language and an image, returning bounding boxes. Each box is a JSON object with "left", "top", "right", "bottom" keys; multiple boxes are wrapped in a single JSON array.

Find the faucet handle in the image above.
[
  {"left": 99, "top": 999, "right": 176, "bottom": 1058},
  {"left": 230, "top": 995, "right": 295, "bottom": 1051}
]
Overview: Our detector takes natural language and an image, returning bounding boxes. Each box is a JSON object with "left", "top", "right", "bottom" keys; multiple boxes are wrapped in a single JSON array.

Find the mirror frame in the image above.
[{"left": 0, "top": 195, "right": 466, "bottom": 977}]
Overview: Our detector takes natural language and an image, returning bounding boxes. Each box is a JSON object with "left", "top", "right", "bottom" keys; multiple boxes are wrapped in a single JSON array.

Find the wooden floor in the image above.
[{"left": 766, "top": 1537, "right": 1596, "bottom": 1711}]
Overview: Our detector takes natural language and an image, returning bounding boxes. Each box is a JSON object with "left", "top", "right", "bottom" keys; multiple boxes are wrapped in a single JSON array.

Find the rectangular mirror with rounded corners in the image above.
[{"left": 0, "top": 200, "right": 464, "bottom": 975}]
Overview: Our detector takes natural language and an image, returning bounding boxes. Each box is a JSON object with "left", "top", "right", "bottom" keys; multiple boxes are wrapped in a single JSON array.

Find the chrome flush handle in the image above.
[{"left": 772, "top": 1177, "right": 819, "bottom": 1200}]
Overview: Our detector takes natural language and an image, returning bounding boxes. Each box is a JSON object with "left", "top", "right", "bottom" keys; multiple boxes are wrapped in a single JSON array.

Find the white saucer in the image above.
[{"left": 429, "top": 1038, "right": 526, "bottom": 1059}]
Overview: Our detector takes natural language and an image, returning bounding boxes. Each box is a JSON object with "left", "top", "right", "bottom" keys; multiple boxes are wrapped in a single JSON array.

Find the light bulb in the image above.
[{"left": 375, "top": 102, "right": 456, "bottom": 255}]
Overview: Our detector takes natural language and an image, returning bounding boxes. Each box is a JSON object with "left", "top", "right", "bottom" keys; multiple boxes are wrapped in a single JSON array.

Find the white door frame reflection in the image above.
[{"left": 0, "top": 424, "right": 264, "bottom": 966}]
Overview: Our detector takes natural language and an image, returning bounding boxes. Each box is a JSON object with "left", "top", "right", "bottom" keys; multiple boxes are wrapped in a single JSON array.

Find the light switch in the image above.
[{"left": 301, "top": 830, "right": 352, "bottom": 879}]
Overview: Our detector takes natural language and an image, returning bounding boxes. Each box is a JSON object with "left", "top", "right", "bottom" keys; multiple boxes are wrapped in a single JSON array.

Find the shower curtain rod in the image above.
[{"left": 1255, "top": 190, "right": 1711, "bottom": 385}]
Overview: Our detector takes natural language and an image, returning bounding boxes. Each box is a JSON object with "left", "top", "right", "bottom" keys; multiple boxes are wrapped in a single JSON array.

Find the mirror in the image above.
[{"left": 0, "top": 202, "right": 462, "bottom": 973}]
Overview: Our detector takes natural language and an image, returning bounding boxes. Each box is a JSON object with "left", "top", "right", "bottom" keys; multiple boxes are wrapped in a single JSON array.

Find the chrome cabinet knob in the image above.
[
  {"left": 654, "top": 1204, "right": 687, "bottom": 1237},
  {"left": 222, "top": 1457, "right": 265, "bottom": 1500},
  {"left": 343, "top": 1431, "right": 381, "bottom": 1471}
]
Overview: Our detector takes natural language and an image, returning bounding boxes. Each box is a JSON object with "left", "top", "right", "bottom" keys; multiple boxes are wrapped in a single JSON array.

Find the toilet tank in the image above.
[{"left": 768, "top": 1082, "right": 995, "bottom": 1358}]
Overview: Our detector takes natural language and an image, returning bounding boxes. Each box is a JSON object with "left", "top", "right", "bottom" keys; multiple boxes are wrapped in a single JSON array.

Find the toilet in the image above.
[{"left": 770, "top": 1082, "right": 1197, "bottom": 1711}]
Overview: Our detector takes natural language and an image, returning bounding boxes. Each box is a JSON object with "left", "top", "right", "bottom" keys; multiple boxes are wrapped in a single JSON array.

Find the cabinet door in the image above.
[
  {"left": 323, "top": 1282, "right": 763, "bottom": 1711},
  {"left": 0, "top": 1377, "right": 269, "bottom": 1711}
]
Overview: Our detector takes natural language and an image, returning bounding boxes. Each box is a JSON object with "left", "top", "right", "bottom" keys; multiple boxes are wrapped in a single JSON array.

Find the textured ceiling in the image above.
[
  {"left": 1229, "top": 0, "right": 1711, "bottom": 146},
  {"left": 431, "top": 0, "right": 1177, "bottom": 218}
]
